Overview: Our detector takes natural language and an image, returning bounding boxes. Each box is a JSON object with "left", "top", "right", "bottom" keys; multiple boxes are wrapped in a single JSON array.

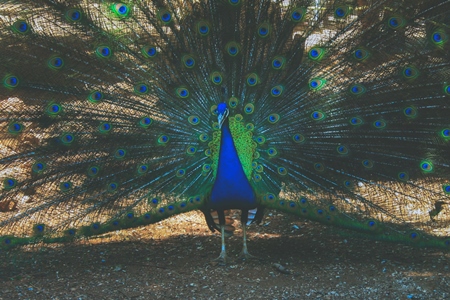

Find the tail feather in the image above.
[{"left": 0, "top": 0, "right": 449, "bottom": 250}]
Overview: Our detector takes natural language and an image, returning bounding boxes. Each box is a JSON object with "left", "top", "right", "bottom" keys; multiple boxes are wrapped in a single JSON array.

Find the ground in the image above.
[{"left": 0, "top": 211, "right": 449, "bottom": 299}]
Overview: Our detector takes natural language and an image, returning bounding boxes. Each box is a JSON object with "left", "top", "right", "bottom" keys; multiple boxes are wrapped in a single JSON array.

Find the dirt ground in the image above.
[{"left": 0, "top": 211, "right": 449, "bottom": 300}]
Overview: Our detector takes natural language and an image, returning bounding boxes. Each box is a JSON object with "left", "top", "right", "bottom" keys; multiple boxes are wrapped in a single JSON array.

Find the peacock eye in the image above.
[
  {"left": 270, "top": 85, "right": 284, "bottom": 97},
  {"left": 159, "top": 9, "right": 172, "bottom": 24},
  {"left": 3, "top": 75, "right": 19, "bottom": 88},
  {"left": 182, "top": 55, "right": 196, "bottom": 68},
  {"left": 210, "top": 71, "right": 223, "bottom": 85},
  {"left": 334, "top": 6, "right": 349, "bottom": 18},
  {"left": 176, "top": 87, "right": 190, "bottom": 98},
  {"left": 197, "top": 22, "right": 209, "bottom": 35},
  {"left": 308, "top": 47, "right": 325, "bottom": 61},
  {"left": 12, "top": 20, "right": 31, "bottom": 34},
  {"left": 226, "top": 42, "right": 240, "bottom": 56},
  {"left": 311, "top": 111, "right": 325, "bottom": 121},
  {"left": 291, "top": 8, "right": 305, "bottom": 22},
  {"left": 244, "top": 103, "right": 254, "bottom": 114},
  {"left": 66, "top": 9, "right": 82, "bottom": 22},
  {"left": 134, "top": 83, "right": 149, "bottom": 95},
  {"left": 95, "top": 46, "right": 112, "bottom": 58},
  {"left": 246, "top": 73, "right": 259, "bottom": 86},
  {"left": 257, "top": 23, "right": 270, "bottom": 38}
]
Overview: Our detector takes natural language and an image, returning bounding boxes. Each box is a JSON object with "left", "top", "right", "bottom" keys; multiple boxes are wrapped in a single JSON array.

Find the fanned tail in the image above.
[{"left": 0, "top": 0, "right": 449, "bottom": 249}]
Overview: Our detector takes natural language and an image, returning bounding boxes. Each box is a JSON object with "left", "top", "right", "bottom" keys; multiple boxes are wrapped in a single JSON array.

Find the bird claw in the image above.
[
  {"left": 237, "top": 250, "right": 260, "bottom": 262},
  {"left": 213, "top": 251, "right": 232, "bottom": 266}
]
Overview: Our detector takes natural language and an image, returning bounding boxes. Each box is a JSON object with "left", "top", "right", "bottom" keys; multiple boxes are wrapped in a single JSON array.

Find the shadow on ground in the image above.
[{"left": 0, "top": 211, "right": 449, "bottom": 299}]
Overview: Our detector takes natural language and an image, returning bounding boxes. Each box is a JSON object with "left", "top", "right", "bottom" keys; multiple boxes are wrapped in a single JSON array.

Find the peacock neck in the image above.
[{"left": 210, "top": 118, "right": 257, "bottom": 210}]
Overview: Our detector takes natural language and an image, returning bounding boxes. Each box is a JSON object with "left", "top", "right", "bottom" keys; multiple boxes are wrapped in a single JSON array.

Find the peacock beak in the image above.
[
  {"left": 217, "top": 102, "right": 229, "bottom": 129},
  {"left": 217, "top": 108, "right": 229, "bottom": 129}
]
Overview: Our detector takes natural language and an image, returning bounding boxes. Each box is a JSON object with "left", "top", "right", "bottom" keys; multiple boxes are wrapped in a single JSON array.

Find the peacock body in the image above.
[{"left": 1, "top": 0, "right": 450, "bottom": 258}]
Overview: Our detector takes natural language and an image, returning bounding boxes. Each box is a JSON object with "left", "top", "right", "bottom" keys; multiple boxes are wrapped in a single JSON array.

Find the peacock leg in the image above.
[
  {"left": 213, "top": 211, "right": 230, "bottom": 265},
  {"left": 213, "top": 225, "right": 229, "bottom": 265},
  {"left": 238, "top": 217, "right": 258, "bottom": 261}
]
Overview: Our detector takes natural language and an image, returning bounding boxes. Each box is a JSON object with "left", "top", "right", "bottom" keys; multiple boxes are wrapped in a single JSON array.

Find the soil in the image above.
[{"left": 0, "top": 211, "right": 449, "bottom": 300}]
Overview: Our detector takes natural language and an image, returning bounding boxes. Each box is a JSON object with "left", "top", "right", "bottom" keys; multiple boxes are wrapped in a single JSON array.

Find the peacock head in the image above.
[{"left": 217, "top": 102, "right": 229, "bottom": 129}]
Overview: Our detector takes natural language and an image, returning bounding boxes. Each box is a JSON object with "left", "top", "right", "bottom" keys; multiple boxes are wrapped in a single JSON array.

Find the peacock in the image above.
[{"left": 1, "top": 0, "right": 450, "bottom": 264}]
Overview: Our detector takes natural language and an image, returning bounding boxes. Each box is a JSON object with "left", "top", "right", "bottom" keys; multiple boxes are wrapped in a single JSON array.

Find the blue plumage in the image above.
[{"left": 211, "top": 104, "right": 257, "bottom": 211}]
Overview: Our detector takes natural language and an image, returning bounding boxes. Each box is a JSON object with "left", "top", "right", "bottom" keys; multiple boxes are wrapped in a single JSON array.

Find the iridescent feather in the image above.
[{"left": 0, "top": 0, "right": 450, "bottom": 258}]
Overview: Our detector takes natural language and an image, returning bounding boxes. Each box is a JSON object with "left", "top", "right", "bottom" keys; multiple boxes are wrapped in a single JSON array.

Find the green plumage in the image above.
[{"left": 0, "top": 0, "right": 450, "bottom": 253}]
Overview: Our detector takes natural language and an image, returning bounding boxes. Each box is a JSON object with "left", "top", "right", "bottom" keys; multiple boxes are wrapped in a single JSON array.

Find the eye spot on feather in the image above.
[
  {"left": 362, "top": 159, "right": 373, "bottom": 169},
  {"left": 420, "top": 161, "right": 433, "bottom": 173},
  {"left": 3, "top": 75, "right": 19, "bottom": 88},
  {"left": 48, "top": 57, "right": 64, "bottom": 70},
  {"left": 95, "top": 46, "right": 112, "bottom": 58},
  {"left": 290, "top": 8, "right": 305, "bottom": 22},
  {"left": 61, "top": 133, "right": 74, "bottom": 145},
  {"left": 65, "top": 9, "right": 82, "bottom": 22},
  {"left": 112, "top": 3, "right": 130, "bottom": 18},
  {"left": 398, "top": 172, "right": 409, "bottom": 181},
  {"left": 3, "top": 178, "right": 18, "bottom": 190},
  {"left": 12, "top": 20, "right": 30, "bottom": 34},
  {"left": 60, "top": 182, "right": 72, "bottom": 192}
]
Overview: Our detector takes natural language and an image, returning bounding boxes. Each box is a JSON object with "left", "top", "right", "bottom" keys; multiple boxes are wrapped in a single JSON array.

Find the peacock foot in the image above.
[
  {"left": 237, "top": 249, "right": 260, "bottom": 262},
  {"left": 213, "top": 250, "right": 232, "bottom": 266}
]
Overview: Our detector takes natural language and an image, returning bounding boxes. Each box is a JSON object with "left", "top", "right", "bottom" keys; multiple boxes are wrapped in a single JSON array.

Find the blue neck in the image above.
[{"left": 210, "top": 118, "right": 256, "bottom": 210}]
